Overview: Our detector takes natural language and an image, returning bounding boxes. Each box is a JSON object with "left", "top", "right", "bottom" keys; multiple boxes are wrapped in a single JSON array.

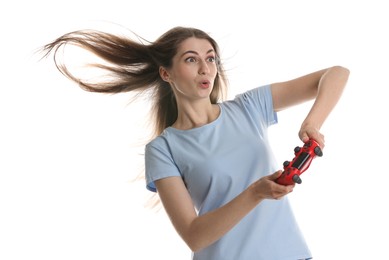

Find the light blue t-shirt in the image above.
[{"left": 145, "top": 85, "right": 311, "bottom": 260}]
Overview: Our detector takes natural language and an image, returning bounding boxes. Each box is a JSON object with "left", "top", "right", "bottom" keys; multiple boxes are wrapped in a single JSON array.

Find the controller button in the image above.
[
  {"left": 314, "top": 147, "right": 323, "bottom": 157},
  {"left": 292, "top": 175, "right": 302, "bottom": 184}
]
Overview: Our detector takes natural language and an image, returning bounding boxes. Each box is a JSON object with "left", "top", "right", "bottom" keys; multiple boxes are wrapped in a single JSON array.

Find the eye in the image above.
[
  {"left": 185, "top": 57, "right": 197, "bottom": 63},
  {"left": 207, "top": 56, "right": 216, "bottom": 63}
]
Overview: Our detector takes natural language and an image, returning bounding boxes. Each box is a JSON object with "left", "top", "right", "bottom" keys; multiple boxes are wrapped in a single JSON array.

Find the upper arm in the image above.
[
  {"left": 154, "top": 176, "right": 197, "bottom": 241},
  {"left": 271, "top": 68, "right": 328, "bottom": 112}
]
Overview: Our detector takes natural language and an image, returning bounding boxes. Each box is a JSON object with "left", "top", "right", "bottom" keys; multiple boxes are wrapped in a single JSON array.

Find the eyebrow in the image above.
[{"left": 180, "top": 49, "right": 215, "bottom": 57}]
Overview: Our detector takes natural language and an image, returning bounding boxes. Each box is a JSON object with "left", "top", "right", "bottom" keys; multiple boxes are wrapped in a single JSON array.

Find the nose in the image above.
[{"left": 198, "top": 59, "right": 210, "bottom": 75}]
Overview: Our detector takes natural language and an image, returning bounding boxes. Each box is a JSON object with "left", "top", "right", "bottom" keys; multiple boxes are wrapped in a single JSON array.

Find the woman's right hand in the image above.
[{"left": 250, "top": 170, "right": 295, "bottom": 200}]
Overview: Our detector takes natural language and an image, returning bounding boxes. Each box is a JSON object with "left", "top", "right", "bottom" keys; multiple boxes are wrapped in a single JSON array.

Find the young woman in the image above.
[{"left": 41, "top": 26, "right": 349, "bottom": 259}]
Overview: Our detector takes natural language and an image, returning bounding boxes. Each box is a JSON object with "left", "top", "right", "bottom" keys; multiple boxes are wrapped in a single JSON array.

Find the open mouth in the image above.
[{"left": 200, "top": 80, "right": 210, "bottom": 89}]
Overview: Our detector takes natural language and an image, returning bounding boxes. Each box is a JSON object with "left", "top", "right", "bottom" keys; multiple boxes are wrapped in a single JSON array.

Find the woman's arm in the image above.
[
  {"left": 155, "top": 66, "right": 349, "bottom": 252},
  {"left": 271, "top": 65, "right": 350, "bottom": 147},
  {"left": 155, "top": 171, "right": 293, "bottom": 252}
]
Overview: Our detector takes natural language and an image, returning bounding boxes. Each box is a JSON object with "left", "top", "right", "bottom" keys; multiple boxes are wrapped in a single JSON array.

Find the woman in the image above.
[{"left": 41, "top": 26, "right": 349, "bottom": 259}]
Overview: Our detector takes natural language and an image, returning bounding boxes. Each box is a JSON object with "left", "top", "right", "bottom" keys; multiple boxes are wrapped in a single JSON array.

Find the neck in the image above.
[{"left": 172, "top": 101, "right": 220, "bottom": 130}]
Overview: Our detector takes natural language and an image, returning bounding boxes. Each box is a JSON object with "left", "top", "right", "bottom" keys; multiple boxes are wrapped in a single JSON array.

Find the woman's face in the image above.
[{"left": 165, "top": 37, "right": 218, "bottom": 103}]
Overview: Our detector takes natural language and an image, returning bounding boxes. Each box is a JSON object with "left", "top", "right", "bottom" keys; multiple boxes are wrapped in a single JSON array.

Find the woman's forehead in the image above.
[{"left": 177, "top": 37, "right": 214, "bottom": 55}]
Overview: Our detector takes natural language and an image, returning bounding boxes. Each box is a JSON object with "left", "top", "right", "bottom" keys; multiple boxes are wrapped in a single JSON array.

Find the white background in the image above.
[{"left": 1, "top": 0, "right": 388, "bottom": 259}]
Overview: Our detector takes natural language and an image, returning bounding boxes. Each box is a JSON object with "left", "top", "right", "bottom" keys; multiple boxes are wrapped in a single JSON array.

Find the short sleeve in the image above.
[
  {"left": 235, "top": 84, "right": 278, "bottom": 127},
  {"left": 145, "top": 137, "right": 181, "bottom": 192}
]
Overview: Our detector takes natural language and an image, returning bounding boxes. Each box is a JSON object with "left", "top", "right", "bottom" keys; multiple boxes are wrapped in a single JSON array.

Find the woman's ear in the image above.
[{"left": 159, "top": 66, "right": 170, "bottom": 83}]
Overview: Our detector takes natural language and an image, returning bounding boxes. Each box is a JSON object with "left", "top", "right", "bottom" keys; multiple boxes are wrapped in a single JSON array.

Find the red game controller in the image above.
[{"left": 275, "top": 138, "right": 323, "bottom": 185}]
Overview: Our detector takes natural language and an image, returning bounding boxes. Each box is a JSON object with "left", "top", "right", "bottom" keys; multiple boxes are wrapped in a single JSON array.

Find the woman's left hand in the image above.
[{"left": 298, "top": 124, "right": 325, "bottom": 149}]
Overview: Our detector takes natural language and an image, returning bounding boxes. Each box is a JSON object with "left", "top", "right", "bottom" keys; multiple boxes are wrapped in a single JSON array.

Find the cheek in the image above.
[
  {"left": 210, "top": 65, "right": 218, "bottom": 78},
  {"left": 174, "top": 67, "right": 195, "bottom": 81}
]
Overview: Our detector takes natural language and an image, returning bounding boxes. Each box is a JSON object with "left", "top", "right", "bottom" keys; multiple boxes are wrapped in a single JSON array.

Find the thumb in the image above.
[{"left": 269, "top": 170, "right": 283, "bottom": 181}]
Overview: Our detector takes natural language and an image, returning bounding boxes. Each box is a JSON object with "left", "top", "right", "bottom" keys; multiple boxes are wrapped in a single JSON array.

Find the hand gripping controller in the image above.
[{"left": 275, "top": 138, "right": 323, "bottom": 185}]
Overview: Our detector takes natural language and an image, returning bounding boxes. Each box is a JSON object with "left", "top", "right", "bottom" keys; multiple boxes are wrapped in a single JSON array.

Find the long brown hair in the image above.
[{"left": 40, "top": 26, "right": 228, "bottom": 138}]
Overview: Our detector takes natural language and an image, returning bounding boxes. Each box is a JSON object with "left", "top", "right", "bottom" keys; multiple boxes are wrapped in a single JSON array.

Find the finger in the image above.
[
  {"left": 269, "top": 170, "right": 283, "bottom": 181},
  {"left": 311, "top": 133, "right": 325, "bottom": 149},
  {"left": 286, "top": 185, "right": 294, "bottom": 193},
  {"left": 318, "top": 134, "right": 325, "bottom": 149},
  {"left": 274, "top": 186, "right": 294, "bottom": 200},
  {"left": 300, "top": 133, "right": 309, "bottom": 143}
]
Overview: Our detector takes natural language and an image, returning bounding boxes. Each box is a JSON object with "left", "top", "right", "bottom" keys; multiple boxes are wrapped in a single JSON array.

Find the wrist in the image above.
[
  {"left": 247, "top": 182, "right": 265, "bottom": 204},
  {"left": 301, "top": 120, "right": 321, "bottom": 131}
]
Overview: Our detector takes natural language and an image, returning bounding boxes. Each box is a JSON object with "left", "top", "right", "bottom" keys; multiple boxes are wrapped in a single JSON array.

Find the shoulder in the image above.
[
  {"left": 221, "top": 84, "right": 273, "bottom": 112},
  {"left": 235, "top": 84, "right": 272, "bottom": 102},
  {"left": 222, "top": 84, "right": 277, "bottom": 126},
  {"left": 220, "top": 84, "right": 271, "bottom": 107},
  {"left": 146, "top": 131, "right": 170, "bottom": 153}
]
